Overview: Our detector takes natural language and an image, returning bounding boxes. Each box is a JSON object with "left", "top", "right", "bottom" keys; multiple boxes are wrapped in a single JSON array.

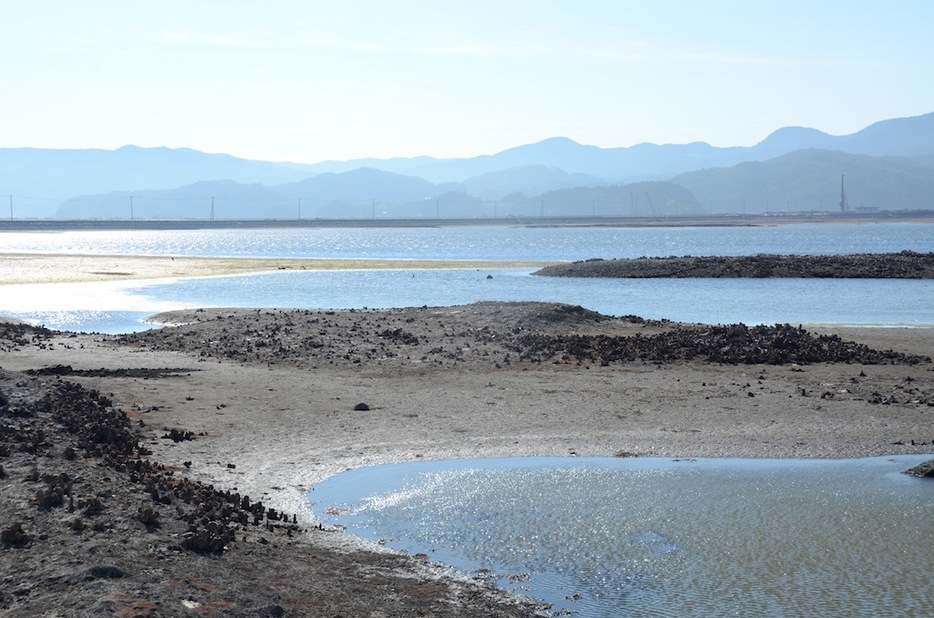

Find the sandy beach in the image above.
[{"left": 2, "top": 261, "right": 933, "bottom": 615}]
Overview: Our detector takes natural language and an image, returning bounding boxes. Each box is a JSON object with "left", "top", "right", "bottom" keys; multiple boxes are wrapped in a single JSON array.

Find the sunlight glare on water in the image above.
[
  {"left": 311, "top": 456, "right": 934, "bottom": 617},
  {"left": 4, "top": 223, "right": 934, "bottom": 332},
  {"left": 2, "top": 223, "right": 934, "bottom": 260},
  {"left": 1, "top": 279, "right": 189, "bottom": 332}
]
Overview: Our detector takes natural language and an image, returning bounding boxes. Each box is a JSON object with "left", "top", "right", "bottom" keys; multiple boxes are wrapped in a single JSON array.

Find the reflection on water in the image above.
[
  {"left": 2, "top": 223, "right": 933, "bottom": 260},
  {"left": 311, "top": 456, "right": 934, "bottom": 617},
  {"left": 5, "top": 310, "right": 158, "bottom": 334},
  {"left": 4, "top": 223, "right": 934, "bottom": 333}
]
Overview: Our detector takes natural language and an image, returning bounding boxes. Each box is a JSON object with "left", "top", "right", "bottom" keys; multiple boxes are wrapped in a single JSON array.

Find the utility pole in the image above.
[
  {"left": 540, "top": 199, "right": 544, "bottom": 218},
  {"left": 839, "top": 174, "right": 848, "bottom": 212},
  {"left": 210, "top": 197, "right": 215, "bottom": 222}
]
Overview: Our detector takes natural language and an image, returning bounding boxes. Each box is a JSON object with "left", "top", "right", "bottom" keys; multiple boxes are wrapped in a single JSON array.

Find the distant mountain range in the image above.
[
  {"left": 674, "top": 149, "right": 934, "bottom": 214},
  {"left": 3, "top": 111, "right": 934, "bottom": 219}
]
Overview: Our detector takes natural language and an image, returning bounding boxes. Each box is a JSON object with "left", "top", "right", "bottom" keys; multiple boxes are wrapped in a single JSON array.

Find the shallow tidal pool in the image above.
[{"left": 310, "top": 455, "right": 934, "bottom": 617}]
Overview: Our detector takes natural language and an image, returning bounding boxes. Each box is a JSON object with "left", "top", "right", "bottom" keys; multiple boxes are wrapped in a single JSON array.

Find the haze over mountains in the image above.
[{"left": 2, "top": 111, "right": 934, "bottom": 219}]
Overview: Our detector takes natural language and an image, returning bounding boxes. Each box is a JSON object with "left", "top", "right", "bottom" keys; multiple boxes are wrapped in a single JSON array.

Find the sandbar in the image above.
[{"left": 0, "top": 252, "right": 551, "bottom": 285}]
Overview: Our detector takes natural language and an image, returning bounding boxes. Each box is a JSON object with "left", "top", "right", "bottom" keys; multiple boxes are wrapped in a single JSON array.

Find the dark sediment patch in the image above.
[
  {"left": 25, "top": 365, "right": 197, "bottom": 379},
  {"left": 903, "top": 459, "right": 934, "bottom": 478},
  {"left": 533, "top": 251, "right": 934, "bottom": 279}
]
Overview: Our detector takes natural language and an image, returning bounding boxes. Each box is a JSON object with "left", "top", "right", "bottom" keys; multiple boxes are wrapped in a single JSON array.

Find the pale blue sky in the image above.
[{"left": 3, "top": 1, "right": 932, "bottom": 163}]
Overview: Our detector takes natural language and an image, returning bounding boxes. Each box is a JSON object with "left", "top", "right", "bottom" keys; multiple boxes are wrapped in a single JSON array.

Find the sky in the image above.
[{"left": 3, "top": 1, "right": 933, "bottom": 163}]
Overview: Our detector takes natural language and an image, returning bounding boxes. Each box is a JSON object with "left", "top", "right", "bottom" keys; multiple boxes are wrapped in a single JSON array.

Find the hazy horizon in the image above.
[{"left": 3, "top": 111, "right": 929, "bottom": 166}]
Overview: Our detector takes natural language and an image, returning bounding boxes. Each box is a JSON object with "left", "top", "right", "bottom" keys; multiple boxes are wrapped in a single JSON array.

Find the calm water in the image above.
[
  {"left": 2, "top": 222, "right": 933, "bottom": 260},
  {"left": 312, "top": 456, "right": 934, "bottom": 617},
  {"left": 2, "top": 223, "right": 934, "bottom": 332}
]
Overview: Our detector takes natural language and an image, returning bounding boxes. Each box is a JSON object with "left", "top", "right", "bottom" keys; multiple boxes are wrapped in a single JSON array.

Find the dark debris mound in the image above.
[
  {"left": 45, "top": 382, "right": 140, "bottom": 464},
  {"left": 903, "top": 460, "right": 934, "bottom": 478},
  {"left": 2, "top": 380, "right": 300, "bottom": 557},
  {"left": 115, "top": 303, "right": 651, "bottom": 369},
  {"left": 534, "top": 251, "right": 934, "bottom": 279},
  {"left": 0, "top": 321, "right": 55, "bottom": 350},
  {"left": 116, "top": 303, "right": 928, "bottom": 369},
  {"left": 513, "top": 323, "right": 931, "bottom": 366},
  {"left": 25, "top": 365, "right": 195, "bottom": 379},
  {"left": 528, "top": 304, "right": 607, "bottom": 324}
]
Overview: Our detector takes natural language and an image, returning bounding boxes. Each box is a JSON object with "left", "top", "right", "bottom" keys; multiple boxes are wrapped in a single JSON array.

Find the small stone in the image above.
[
  {"left": 87, "top": 565, "right": 124, "bottom": 579},
  {"left": 354, "top": 402, "right": 370, "bottom": 411},
  {"left": 1, "top": 523, "right": 30, "bottom": 548}
]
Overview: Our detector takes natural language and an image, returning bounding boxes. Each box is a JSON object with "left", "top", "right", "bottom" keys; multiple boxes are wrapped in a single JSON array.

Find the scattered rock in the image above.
[
  {"left": 162, "top": 427, "right": 195, "bottom": 442},
  {"left": 903, "top": 459, "right": 934, "bottom": 478},
  {"left": 1, "top": 523, "right": 30, "bottom": 548},
  {"left": 87, "top": 565, "right": 124, "bottom": 579}
]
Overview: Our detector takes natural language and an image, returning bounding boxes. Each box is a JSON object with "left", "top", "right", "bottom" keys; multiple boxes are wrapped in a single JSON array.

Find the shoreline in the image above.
[
  {"left": 2, "top": 303, "right": 933, "bottom": 615},
  {"left": 534, "top": 251, "right": 934, "bottom": 279},
  {"left": 0, "top": 253, "right": 550, "bottom": 285},
  {"left": 1, "top": 211, "right": 933, "bottom": 232},
  {"left": 6, "top": 302, "right": 934, "bottom": 491}
]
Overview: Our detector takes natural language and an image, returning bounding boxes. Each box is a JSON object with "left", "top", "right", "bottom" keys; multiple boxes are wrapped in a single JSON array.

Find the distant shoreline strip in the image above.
[
  {"left": 0, "top": 253, "right": 553, "bottom": 285},
  {"left": 533, "top": 252, "right": 934, "bottom": 279}
]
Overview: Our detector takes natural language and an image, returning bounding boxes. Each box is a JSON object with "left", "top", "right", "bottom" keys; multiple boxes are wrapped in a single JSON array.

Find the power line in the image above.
[{"left": 2, "top": 193, "right": 61, "bottom": 202}]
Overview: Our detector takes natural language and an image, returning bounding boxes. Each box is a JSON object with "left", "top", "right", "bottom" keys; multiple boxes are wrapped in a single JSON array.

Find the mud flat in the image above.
[
  {"left": 533, "top": 251, "right": 934, "bottom": 278},
  {"left": 2, "top": 303, "right": 934, "bottom": 616}
]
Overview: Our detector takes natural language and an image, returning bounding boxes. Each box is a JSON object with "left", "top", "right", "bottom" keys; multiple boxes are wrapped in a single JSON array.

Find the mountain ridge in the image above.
[{"left": 3, "top": 110, "right": 934, "bottom": 218}]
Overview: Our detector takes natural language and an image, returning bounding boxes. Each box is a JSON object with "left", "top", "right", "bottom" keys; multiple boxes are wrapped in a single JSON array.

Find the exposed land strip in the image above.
[
  {"left": 0, "top": 253, "right": 550, "bottom": 285},
  {"left": 2, "top": 302, "right": 933, "bottom": 615},
  {"left": 534, "top": 251, "right": 934, "bottom": 278},
  {"left": 2, "top": 210, "right": 934, "bottom": 233}
]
